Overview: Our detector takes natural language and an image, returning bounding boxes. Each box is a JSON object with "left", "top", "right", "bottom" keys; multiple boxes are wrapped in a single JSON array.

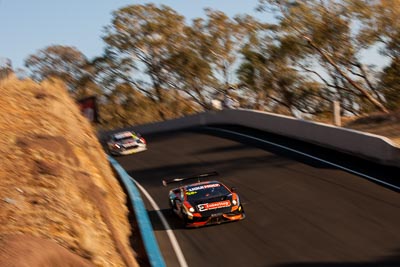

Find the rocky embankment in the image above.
[{"left": 0, "top": 76, "right": 139, "bottom": 267}]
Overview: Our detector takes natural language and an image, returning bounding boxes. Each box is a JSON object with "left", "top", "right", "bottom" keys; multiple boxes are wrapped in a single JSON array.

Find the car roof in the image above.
[{"left": 113, "top": 131, "right": 134, "bottom": 139}]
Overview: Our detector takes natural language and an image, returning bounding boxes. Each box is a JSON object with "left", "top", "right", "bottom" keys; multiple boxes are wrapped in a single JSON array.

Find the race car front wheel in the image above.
[{"left": 180, "top": 208, "right": 189, "bottom": 228}]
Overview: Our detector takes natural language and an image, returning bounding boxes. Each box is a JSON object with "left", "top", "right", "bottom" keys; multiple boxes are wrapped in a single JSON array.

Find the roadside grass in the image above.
[{"left": 343, "top": 110, "right": 400, "bottom": 147}]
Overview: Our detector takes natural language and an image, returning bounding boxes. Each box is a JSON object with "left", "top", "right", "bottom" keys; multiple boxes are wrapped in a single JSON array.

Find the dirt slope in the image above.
[
  {"left": 344, "top": 111, "right": 400, "bottom": 147},
  {"left": 0, "top": 76, "right": 139, "bottom": 267}
]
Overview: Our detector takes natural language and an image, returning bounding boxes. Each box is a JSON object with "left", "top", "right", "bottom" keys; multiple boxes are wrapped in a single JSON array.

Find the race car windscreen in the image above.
[
  {"left": 116, "top": 136, "right": 134, "bottom": 141},
  {"left": 185, "top": 183, "right": 230, "bottom": 201}
]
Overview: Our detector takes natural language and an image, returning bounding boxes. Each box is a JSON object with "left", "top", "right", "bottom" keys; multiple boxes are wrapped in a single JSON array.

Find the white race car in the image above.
[{"left": 107, "top": 131, "right": 146, "bottom": 155}]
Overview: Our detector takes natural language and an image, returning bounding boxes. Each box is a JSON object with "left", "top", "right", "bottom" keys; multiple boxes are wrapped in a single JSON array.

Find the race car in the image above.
[
  {"left": 107, "top": 131, "right": 146, "bottom": 155},
  {"left": 163, "top": 172, "right": 245, "bottom": 228}
]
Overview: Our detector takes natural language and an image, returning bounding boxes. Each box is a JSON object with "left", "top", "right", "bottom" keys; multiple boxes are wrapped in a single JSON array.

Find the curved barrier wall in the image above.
[
  {"left": 108, "top": 156, "right": 166, "bottom": 267},
  {"left": 103, "top": 109, "right": 399, "bottom": 265},
  {"left": 119, "top": 109, "right": 400, "bottom": 168}
]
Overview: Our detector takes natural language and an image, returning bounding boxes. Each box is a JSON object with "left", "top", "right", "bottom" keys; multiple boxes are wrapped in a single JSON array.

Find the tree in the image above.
[
  {"left": 103, "top": 4, "right": 187, "bottom": 119},
  {"left": 98, "top": 82, "right": 198, "bottom": 129},
  {"left": 236, "top": 16, "right": 279, "bottom": 111},
  {"left": 90, "top": 48, "right": 144, "bottom": 96},
  {"left": 258, "top": 0, "right": 389, "bottom": 114},
  {"left": 239, "top": 41, "right": 329, "bottom": 116},
  {"left": 203, "top": 9, "right": 249, "bottom": 89},
  {"left": 353, "top": 0, "right": 400, "bottom": 111},
  {"left": 236, "top": 13, "right": 329, "bottom": 116},
  {"left": 354, "top": 0, "right": 400, "bottom": 59},
  {"left": 380, "top": 58, "right": 400, "bottom": 110},
  {"left": 24, "top": 45, "right": 94, "bottom": 96},
  {"left": 0, "top": 58, "right": 13, "bottom": 80},
  {"left": 166, "top": 10, "right": 255, "bottom": 110},
  {"left": 165, "top": 18, "right": 218, "bottom": 110}
]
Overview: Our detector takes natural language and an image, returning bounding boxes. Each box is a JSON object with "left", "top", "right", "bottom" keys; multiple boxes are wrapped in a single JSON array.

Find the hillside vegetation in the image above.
[
  {"left": 0, "top": 75, "right": 398, "bottom": 267},
  {"left": 344, "top": 111, "right": 400, "bottom": 147},
  {"left": 0, "top": 76, "right": 139, "bottom": 267}
]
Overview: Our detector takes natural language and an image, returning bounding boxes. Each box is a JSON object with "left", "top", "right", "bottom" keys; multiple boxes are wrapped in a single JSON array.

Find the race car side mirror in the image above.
[{"left": 231, "top": 187, "right": 236, "bottom": 192}]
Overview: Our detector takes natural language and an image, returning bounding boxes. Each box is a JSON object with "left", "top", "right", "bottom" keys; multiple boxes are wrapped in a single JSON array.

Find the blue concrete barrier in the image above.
[{"left": 108, "top": 156, "right": 166, "bottom": 267}]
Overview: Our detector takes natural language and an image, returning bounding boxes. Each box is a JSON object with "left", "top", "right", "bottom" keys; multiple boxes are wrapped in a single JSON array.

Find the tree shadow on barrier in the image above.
[
  {"left": 142, "top": 127, "right": 331, "bottom": 173},
  {"left": 126, "top": 153, "right": 297, "bottom": 189},
  {"left": 127, "top": 155, "right": 400, "bottom": 212},
  {"left": 193, "top": 126, "right": 400, "bottom": 191},
  {"left": 193, "top": 142, "right": 255, "bottom": 155},
  {"left": 125, "top": 127, "right": 399, "bottom": 193}
]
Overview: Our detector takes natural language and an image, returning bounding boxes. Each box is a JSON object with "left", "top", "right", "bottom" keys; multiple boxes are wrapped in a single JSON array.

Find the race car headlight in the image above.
[
  {"left": 113, "top": 144, "right": 121, "bottom": 149},
  {"left": 232, "top": 199, "right": 238, "bottom": 206},
  {"left": 189, "top": 207, "right": 195, "bottom": 213}
]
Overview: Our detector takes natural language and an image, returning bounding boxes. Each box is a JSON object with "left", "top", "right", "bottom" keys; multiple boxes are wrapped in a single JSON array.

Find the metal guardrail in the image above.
[{"left": 108, "top": 156, "right": 166, "bottom": 267}]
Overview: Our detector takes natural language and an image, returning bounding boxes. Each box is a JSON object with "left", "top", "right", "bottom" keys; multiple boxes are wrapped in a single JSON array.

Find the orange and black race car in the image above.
[{"left": 163, "top": 172, "right": 245, "bottom": 228}]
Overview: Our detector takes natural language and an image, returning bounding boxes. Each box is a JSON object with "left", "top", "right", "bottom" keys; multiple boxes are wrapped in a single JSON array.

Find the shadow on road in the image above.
[{"left": 273, "top": 248, "right": 400, "bottom": 267}]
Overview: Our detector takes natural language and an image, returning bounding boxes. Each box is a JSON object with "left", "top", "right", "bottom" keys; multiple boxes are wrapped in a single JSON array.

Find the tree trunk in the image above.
[{"left": 304, "top": 36, "right": 389, "bottom": 114}]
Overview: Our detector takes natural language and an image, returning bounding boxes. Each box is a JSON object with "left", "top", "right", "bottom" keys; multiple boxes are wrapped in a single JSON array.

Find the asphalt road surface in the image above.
[{"left": 116, "top": 126, "right": 400, "bottom": 267}]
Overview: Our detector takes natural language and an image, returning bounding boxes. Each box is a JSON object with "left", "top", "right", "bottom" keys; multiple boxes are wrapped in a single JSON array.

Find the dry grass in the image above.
[
  {"left": 0, "top": 76, "right": 139, "bottom": 267},
  {"left": 343, "top": 110, "right": 400, "bottom": 147}
]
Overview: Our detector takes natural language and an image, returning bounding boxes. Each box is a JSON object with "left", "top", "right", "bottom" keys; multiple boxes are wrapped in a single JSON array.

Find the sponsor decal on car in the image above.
[
  {"left": 197, "top": 200, "right": 231, "bottom": 211},
  {"left": 123, "top": 141, "right": 135, "bottom": 145},
  {"left": 187, "top": 183, "right": 220, "bottom": 192}
]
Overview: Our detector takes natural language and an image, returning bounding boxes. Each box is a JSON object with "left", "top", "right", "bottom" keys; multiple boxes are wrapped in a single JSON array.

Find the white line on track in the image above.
[
  {"left": 207, "top": 127, "right": 400, "bottom": 191},
  {"left": 130, "top": 177, "right": 188, "bottom": 267}
]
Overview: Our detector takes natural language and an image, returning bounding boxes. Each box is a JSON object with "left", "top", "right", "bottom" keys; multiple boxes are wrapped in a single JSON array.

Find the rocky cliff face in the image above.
[{"left": 0, "top": 77, "right": 139, "bottom": 267}]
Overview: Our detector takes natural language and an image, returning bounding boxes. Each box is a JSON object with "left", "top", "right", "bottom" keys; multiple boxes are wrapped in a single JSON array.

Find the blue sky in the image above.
[{"left": 0, "top": 0, "right": 265, "bottom": 69}]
